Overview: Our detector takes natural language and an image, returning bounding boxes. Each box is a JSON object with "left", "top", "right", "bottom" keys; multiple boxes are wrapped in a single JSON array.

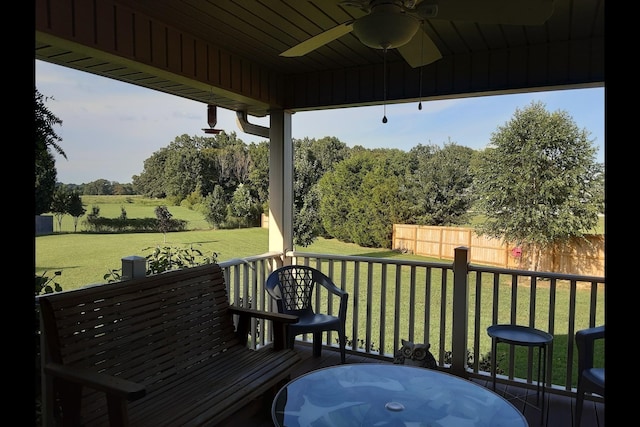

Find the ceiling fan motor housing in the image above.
[{"left": 352, "top": 3, "right": 420, "bottom": 49}]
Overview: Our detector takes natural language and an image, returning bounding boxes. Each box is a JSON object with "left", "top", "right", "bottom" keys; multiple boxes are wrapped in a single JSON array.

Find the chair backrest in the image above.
[
  {"left": 266, "top": 265, "right": 336, "bottom": 316},
  {"left": 576, "top": 325, "right": 605, "bottom": 378}
]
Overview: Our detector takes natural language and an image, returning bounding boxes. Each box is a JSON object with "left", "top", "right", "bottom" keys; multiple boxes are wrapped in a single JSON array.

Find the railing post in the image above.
[
  {"left": 121, "top": 256, "right": 147, "bottom": 280},
  {"left": 451, "top": 246, "right": 470, "bottom": 378}
]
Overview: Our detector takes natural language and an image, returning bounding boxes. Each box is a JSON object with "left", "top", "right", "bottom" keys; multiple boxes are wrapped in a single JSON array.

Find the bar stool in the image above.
[{"left": 487, "top": 324, "right": 553, "bottom": 424}]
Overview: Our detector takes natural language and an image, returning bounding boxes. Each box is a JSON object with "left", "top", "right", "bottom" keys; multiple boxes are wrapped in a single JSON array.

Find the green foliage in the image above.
[
  {"left": 81, "top": 203, "right": 187, "bottom": 232},
  {"left": 181, "top": 187, "right": 204, "bottom": 210},
  {"left": 408, "top": 142, "right": 476, "bottom": 226},
  {"left": 67, "top": 191, "right": 87, "bottom": 232},
  {"left": 83, "top": 205, "right": 100, "bottom": 230},
  {"left": 203, "top": 185, "right": 228, "bottom": 228},
  {"left": 247, "top": 141, "right": 270, "bottom": 206},
  {"left": 35, "top": 270, "right": 63, "bottom": 295},
  {"left": 343, "top": 337, "right": 379, "bottom": 353},
  {"left": 292, "top": 137, "right": 350, "bottom": 246},
  {"left": 50, "top": 187, "right": 70, "bottom": 232},
  {"left": 443, "top": 350, "right": 504, "bottom": 374},
  {"left": 143, "top": 244, "right": 218, "bottom": 275},
  {"left": 155, "top": 205, "right": 174, "bottom": 240},
  {"left": 35, "top": 89, "right": 65, "bottom": 215},
  {"left": 132, "top": 148, "right": 169, "bottom": 198},
  {"left": 82, "top": 179, "right": 114, "bottom": 195},
  {"left": 293, "top": 186, "right": 321, "bottom": 247},
  {"left": 318, "top": 150, "right": 412, "bottom": 248},
  {"left": 230, "top": 183, "right": 253, "bottom": 227},
  {"left": 164, "top": 141, "right": 205, "bottom": 200},
  {"left": 104, "top": 244, "right": 219, "bottom": 282},
  {"left": 83, "top": 216, "right": 187, "bottom": 233},
  {"left": 472, "top": 101, "right": 603, "bottom": 270},
  {"left": 35, "top": 149, "right": 57, "bottom": 216}
]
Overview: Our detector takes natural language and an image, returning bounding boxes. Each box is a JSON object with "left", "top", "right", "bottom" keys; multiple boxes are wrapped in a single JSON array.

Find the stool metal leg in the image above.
[
  {"left": 541, "top": 344, "right": 546, "bottom": 425},
  {"left": 491, "top": 338, "right": 497, "bottom": 391},
  {"left": 536, "top": 344, "right": 542, "bottom": 406}
]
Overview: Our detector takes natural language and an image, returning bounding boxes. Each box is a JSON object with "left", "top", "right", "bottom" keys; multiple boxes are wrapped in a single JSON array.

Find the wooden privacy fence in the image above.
[{"left": 392, "top": 224, "right": 604, "bottom": 277}]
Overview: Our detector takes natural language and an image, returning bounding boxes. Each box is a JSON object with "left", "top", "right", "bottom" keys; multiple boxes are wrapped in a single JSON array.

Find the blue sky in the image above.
[{"left": 35, "top": 60, "right": 605, "bottom": 185}]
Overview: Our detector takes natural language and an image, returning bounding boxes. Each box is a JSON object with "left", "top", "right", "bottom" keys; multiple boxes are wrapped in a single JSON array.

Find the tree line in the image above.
[{"left": 36, "top": 90, "right": 604, "bottom": 267}]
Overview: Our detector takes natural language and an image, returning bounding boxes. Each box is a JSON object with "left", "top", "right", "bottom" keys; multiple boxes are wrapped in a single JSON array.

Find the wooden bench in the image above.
[{"left": 38, "top": 263, "right": 301, "bottom": 426}]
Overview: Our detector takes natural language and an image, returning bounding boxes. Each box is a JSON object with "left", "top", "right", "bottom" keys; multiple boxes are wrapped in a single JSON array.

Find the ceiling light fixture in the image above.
[{"left": 352, "top": 3, "right": 420, "bottom": 50}]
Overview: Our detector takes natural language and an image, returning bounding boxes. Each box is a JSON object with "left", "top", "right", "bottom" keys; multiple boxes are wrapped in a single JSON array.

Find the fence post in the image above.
[{"left": 451, "top": 246, "right": 470, "bottom": 378}]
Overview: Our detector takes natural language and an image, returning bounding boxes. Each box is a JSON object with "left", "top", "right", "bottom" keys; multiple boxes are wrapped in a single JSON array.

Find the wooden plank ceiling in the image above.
[{"left": 35, "top": 0, "right": 604, "bottom": 118}]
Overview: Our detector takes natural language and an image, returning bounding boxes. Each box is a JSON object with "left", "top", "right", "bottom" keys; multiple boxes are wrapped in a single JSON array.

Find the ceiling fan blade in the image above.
[
  {"left": 396, "top": 30, "right": 442, "bottom": 68},
  {"left": 416, "top": 0, "right": 554, "bottom": 25},
  {"left": 280, "top": 21, "right": 355, "bottom": 57}
]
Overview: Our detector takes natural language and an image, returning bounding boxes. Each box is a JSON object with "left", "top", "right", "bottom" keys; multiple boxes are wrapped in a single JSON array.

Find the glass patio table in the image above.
[{"left": 272, "top": 363, "right": 528, "bottom": 427}]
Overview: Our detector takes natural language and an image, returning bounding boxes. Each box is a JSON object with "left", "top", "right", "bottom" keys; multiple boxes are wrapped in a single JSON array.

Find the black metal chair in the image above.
[
  {"left": 575, "top": 325, "right": 605, "bottom": 427},
  {"left": 266, "top": 265, "right": 348, "bottom": 363}
]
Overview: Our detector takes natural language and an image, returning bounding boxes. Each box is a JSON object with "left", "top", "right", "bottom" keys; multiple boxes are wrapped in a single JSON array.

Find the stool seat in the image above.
[{"left": 487, "top": 324, "right": 553, "bottom": 346}]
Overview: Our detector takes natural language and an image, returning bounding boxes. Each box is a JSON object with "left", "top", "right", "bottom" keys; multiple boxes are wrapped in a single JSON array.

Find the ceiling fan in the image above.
[{"left": 281, "top": 0, "right": 555, "bottom": 68}]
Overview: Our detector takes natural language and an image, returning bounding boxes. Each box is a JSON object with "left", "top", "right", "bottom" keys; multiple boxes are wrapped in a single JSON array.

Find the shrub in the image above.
[{"left": 83, "top": 215, "right": 187, "bottom": 233}]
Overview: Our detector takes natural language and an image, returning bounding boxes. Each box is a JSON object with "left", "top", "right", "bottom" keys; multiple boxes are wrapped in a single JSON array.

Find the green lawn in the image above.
[{"left": 36, "top": 227, "right": 409, "bottom": 291}]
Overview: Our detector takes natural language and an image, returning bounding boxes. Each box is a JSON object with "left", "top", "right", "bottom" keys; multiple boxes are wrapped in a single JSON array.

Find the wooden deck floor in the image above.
[{"left": 221, "top": 345, "right": 605, "bottom": 427}]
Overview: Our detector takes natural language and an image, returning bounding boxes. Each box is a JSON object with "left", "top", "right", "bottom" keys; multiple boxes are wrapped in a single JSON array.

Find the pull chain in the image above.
[
  {"left": 382, "top": 47, "right": 388, "bottom": 123},
  {"left": 418, "top": 67, "right": 423, "bottom": 110},
  {"left": 418, "top": 21, "right": 424, "bottom": 111}
]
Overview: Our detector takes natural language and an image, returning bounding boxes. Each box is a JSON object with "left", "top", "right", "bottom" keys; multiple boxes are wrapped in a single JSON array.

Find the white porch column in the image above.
[{"left": 268, "top": 109, "right": 294, "bottom": 264}]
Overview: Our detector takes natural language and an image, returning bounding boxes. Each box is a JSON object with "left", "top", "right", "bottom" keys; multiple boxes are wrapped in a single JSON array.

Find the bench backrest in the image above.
[{"left": 38, "top": 263, "right": 239, "bottom": 387}]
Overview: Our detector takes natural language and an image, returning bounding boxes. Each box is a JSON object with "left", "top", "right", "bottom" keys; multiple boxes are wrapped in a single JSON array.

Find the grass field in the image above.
[
  {"left": 36, "top": 226, "right": 408, "bottom": 291},
  {"left": 37, "top": 195, "right": 605, "bottom": 289}
]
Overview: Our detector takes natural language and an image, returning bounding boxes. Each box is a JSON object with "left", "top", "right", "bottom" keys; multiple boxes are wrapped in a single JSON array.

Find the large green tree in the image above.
[
  {"left": 408, "top": 142, "right": 476, "bottom": 226},
  {"left": 132, "top": 148, "right": 169, "bottom": 198},
  {"left": 35, "top": 89, "right": 66, "bottom": 215},
  {"left": 318, "top": 149, "right": 412, "bottom": 248},
  {"left": 472, "top": 101, "right": 603, "bottom": 270},
  {"left": 247, "top": 140, "right": 270, "bottom": 209},
  {"left": 293, "top": 137, "right": 350, "bottom": 247}
]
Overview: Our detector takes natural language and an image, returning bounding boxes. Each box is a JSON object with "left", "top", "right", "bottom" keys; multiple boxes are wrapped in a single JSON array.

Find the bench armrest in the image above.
[
  {"left": 44, "top": 362, "right": 147, "bottom": 426},
  {"left": 229, "top": 305, "right": 299, "bottom": 350},
  {"left": 44, "top": 362, "right": 147, "bottom": 401}
]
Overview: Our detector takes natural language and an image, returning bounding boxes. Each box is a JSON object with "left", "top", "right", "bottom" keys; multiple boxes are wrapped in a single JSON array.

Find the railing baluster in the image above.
[
  {"left": 380, "top": 263, "right": 388, "bottom": 357},
  {"left": 218, "top": 250, "right": 604, "bottom": 401},
  {"left": 393, "top": 265, "right": 402, "bottom": 354},
  {"left": 408, "top": 265, "right": 417, "bottom": 342},
  {"left": 365, "top": 262, "right": 374, "bottom": 353}
]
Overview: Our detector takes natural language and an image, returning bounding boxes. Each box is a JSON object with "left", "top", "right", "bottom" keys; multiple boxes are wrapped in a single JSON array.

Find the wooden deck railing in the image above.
[{"left": 219, "top": 246, "right": 605, "bottom": 402}]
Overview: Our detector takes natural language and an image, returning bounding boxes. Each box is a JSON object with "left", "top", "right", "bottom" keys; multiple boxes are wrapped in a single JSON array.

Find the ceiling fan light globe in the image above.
[{"left": 353, "top": 12, "right": 419, "bottom": 49}]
